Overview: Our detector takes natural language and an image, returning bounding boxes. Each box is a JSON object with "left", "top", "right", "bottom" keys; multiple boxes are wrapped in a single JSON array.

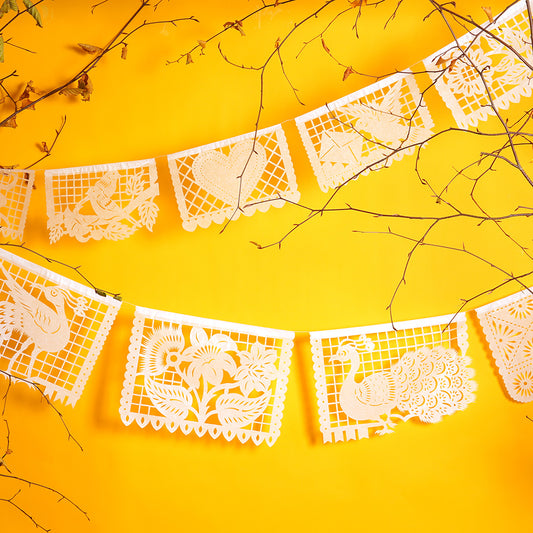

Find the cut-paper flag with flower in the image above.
[
  {"left": 0, "top": 248, "right": 121, "bottom": 405},
  {"left": 166, "top": 125, "right": 299, "bottom": 231},
  {"left": 295, "top": 71, "right": 434, "bottom": 192},
  {"left": 310, "top": 313, "right": 476, "bottom": 443},
  {"left": 0, "top": 169, "right": 35, "bottom": 241},
  {"left": 476, "top": 287, "right": 533, "bottom": 402},
  {"left": 424, "top": 0, "right": 532, "bottom": 129},
  {"left": 45, "top": 159, "right": 159, "bottom": 243},
  {"left": 120, "top": 306, "right": 293, "bottom": 446}
]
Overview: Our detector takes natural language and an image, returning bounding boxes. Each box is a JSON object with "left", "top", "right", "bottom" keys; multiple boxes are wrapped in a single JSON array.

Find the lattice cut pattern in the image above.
[
  {"left": 310, "top": 313, "right": 476, "bottom": 443},
  {"left": 424, "top": 0, "right": 533, "bottom": 129},
  {"left": 45, "top": 159, "right": 159, "bottom": 243},
  {"left": 167, "top": 125, "right": 299, "bottom": 231},
  {"left": 477, "top": 288, "right": 533, "bottom": 402},
  {"left": 0, "top": 247, "right": 121, "bottom": 405},
  {"left": 120, "top": 306, "right": 293, "bottom": 446},
  {"left": 295, "top": 72, "right": 434, "bottom": 192},
  {"left": 0, "top": 169, "right": 35, "bottom": 241}
]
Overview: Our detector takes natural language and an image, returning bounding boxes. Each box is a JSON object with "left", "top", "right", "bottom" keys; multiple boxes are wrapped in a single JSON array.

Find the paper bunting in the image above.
[
  {"left": 424, "top": 0, "right": 532, "bottom": 129},
  {"left": 0, "top": 248, "right": 121, "bottom": 405},
  {"left": 167, "top": 125, "right": 299, "bottom": 231},
  {"left": 120, "top": 306, "right": 293, "bottom": 445},
  {"left": 0, "top": 169, "right": 35, "bottom": 241},
  {"left": 310, "top": 314, "right": 476, "bottom": 443},
  {"left": 45, "top": 159, "right": 159, "bottom": 243},
  {"left": 295, "top": 71, "right": 434, "bottom": 192},
  {"left": 477, "top": 288, "right": 533, "bottom": 402}
]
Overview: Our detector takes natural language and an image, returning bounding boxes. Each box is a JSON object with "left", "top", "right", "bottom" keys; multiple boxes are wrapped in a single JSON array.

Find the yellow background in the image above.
[{"left": 1, "top": 1, "right": 533, "bottom": 531}]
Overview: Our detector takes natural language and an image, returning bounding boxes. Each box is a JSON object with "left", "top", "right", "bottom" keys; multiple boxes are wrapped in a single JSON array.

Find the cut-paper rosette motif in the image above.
[
  {"left": 0, "top": 247, "right": 121, "bottom": 405},
  {"left": 45, "top": 159, "right": 159, "bottom": 243},
  {"left": 167, "top": 125, "right": 299, "bottom": 231},
  {"left": 0, "top": 169, "right": 35, "bottom": 240},
  {"left": 295, "top": 71, "right": 434, "bottom": 192},
  {"left": 477, "top": 287, "right": 533, "bottom": 402},
  {"left": 424, "top": 0, "right": 532, "bottom": 129},
  {"left": 310, "top": 313, "right": 476, "bottom": 443},
  {"left": 120, "top": 306, "right": 293, "bottom": 446}
]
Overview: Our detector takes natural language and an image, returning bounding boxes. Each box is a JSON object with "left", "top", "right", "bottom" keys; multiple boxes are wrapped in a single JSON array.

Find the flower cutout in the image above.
[
  {"left": 506, "top": 296, "right": 533, "bottom": 322},
  {"left": 182, "top": 327, "right": 237, "bottom": 388},
  {"left": 493, "top": 321, "right": 521, "bottom": 363},
  {"left": 235, "top": 343, "right": 278, "bottom": 396},
  {"left": 444, "top": 47, "right": 492, "bottom": 97},
  {"left": 511, "top": 369, "right": 533, "bottom": 401},
  {"left": 140, "top": 325, "right": 185, "bottom": 375}
]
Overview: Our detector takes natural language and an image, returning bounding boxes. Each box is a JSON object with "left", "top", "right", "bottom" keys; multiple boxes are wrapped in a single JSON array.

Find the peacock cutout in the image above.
[
  {"left": 344, "top": 80, "right": 430, "bottom": 147},
  {"left": 0, "top": 260, "right": 88, "bottom": 378},
  {"left": 331, "top": 335, "right": 477, "bottom": 435}
]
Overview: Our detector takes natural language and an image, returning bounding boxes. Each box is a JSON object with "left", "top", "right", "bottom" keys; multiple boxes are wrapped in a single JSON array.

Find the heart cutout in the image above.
[{"left": 192, "top": 139, "right": 267, "bottom": 206}]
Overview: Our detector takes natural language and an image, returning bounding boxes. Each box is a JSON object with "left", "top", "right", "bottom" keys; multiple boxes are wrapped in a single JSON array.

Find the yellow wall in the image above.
[{"left": 2, "top": 1, "right": 533, "bottom": 531}]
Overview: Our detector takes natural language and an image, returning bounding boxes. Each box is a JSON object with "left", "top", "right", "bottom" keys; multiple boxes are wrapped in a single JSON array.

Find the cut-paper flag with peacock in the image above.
[
  {"left": 45, "top": 159, "right": 159, "bottom": 243},
  {"left": 423, "top": 0, "right": 532, "bottom": 130},
  {"left": 476, "top": 287, "right": 533, "bottom": 402},
  {"left": 166, "top": 125, "right": 299, "bottom": 231},
  {"left": 295, "top": 71, "right": 434, "bottom": 192},
  {"left": 0, "top": 247, "right": 121, "bottom": 405},
  {"left": 120, "top": 306, "right": 293, "bottom": 446},
  {"left": 0, "top": 169, "right": 35, "bottom": 241},
  {"left": 310, "top": 313, "right": 477, "bottom": 443}
]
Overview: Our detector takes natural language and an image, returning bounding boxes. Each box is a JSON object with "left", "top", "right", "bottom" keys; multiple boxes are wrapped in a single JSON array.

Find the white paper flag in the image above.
[
  {"left": 45, "top": 159, "right": 159, "bottom": 243},
  {"left": 310, "top": 313, "right": 476, "bottom": 443},
  {"left": 167, "top": 125, "right": 299, "bottom": 231},
  {"left": 0, "top": 169, "right": 35, "bottom": 241},
  {"left": 477, "top": 287, "right": 533, "bottom": 402},
  {"left": 295, "top": 71, "right": 434, "bottom": 192},
  {"left": 0, "top": 247, "right": 121, "bottom": 405},
  {"left": 120, "top": 306, "right": 293, "bottom": 446},
  {"left": 424, "top": 0, "right": 532, "bottom": 129}
]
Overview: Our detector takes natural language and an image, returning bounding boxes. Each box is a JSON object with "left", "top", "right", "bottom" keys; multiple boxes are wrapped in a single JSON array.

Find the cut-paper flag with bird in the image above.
[
  {"left": 120, "top": 306, "right": 293, "bottom": 446},
  {"left": 166, "top": 125, "right": 299, "bottom": 231},
  {"left": 476, "top": 287, "right": 533, "bottom": 402},
  {"left": 0, "top": 247, "right": 121, "bottom": 405},
  {"left": 295, "top": 71, "right": 434, "bottom": 192},
  {"left": 0, "top": 169, "right": 35, "bottom": 241},
  {"left": 45, "top": 159, "right": 159, "bottom": 243},
  {"left": 424, "top": 0, "right": 532, "bottom": 129},
  {"left": 310, "top": 313, "right": 476, "bottom": 443}
]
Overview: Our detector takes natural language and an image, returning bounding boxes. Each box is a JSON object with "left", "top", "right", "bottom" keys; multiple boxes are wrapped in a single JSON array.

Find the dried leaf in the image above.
[
  {"left": 78, "top": 73, "right": 93, "bottom": 101},
  {"left": 343, "top": 65, "right": 355, "bottom": 81},
  {"left": 8, "top": 0, "right": 17, "bottom": 11},
  {"left": 186, "top": 52, "right": 193, "bottom": 64},
  {"left": 321, "top": 37, "right": 330, "bottom": 54},
  {"left": 121, "top": 43, "right": 128, "bottom": 60},
  {"left": 435, "top": 55, "right": 447, "bottom": 67},
  {"left": 17, "top": 97, "right": 34, "bottom": 110},
  {"left": 481, "top": 5, "right": 494, "bottom": 23},
  {"left": 0, "top": 116, "right": 17, "bottom": 128},
  {"left": 197, "top": 39, "right": 206, "bottom": 49},
  {"left": 350, "top": 0, "right": 367, "bottom": 7},
  {"left": 0, "top": 1, "right": 9, "bottom": 16},
  {"left": 274, "top": 37, "right": 281, "bottom": 49},
  {"left": 59, "top": 87, "right": 84, "bottom": 97},
  {"left": 78, "top": 42, "right": 103, "bottom": 54},
  {"left": 23, "top": 0, "right": 42, "bottom": 27},
  {"left": 41, "top": 141, "right": 49, "bottom": 153}
]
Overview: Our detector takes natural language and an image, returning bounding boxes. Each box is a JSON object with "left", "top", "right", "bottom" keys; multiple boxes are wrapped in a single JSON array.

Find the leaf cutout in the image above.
[
  {"left": 23, "top": 0, "right": 42, "bottom": 27},
  {"left": 138, "top": 200, "right": 159, "bottom": 231},
  {"left": 78, "top": 43, "right": 103, "bottom": 54},
  {"left": 216, "top": 391, "right": 271, "bottom": 429},
  {"left": 144, "top": 377, "right": 193, "bottom": 421}
]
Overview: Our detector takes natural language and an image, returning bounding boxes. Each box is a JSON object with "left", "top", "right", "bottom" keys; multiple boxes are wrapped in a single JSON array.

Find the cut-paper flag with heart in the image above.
[
  {"left": 295, "top": 71, "right": 434, "bottom": 192},
  {"left": 120, "top": 306, "right": 293, "bottom": 446},
  {"left": 424, "top": 0, "right": 532, "bottom": 129},
  {"left": 0, "top": 169, "right": 35, "bottom": 241},
  {"left": 166, "top": 125, "right": 299, "bottom": 231},
  {"left": 45, "top": 159, "right": 159, "bottom": 243},
  {"left": 476, "top": 287, "right": 533, "bottom": 402},
  {"left": 0, "top": 247, "right": 121, "bottom": 405},
  {"left": 310, "top": 313, "right": 476, "bottom": 443}
]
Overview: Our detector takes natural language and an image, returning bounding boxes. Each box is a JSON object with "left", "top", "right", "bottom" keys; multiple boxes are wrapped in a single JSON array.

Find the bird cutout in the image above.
[
  {"left": 0, "top": 260, "right": 88, "bottom": 379},
  {"left": 331, "top": 335, "right": 477, "bottom": 435},
  {"left": 344, "top": 80, "right": 430, "bottom": 148}
]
